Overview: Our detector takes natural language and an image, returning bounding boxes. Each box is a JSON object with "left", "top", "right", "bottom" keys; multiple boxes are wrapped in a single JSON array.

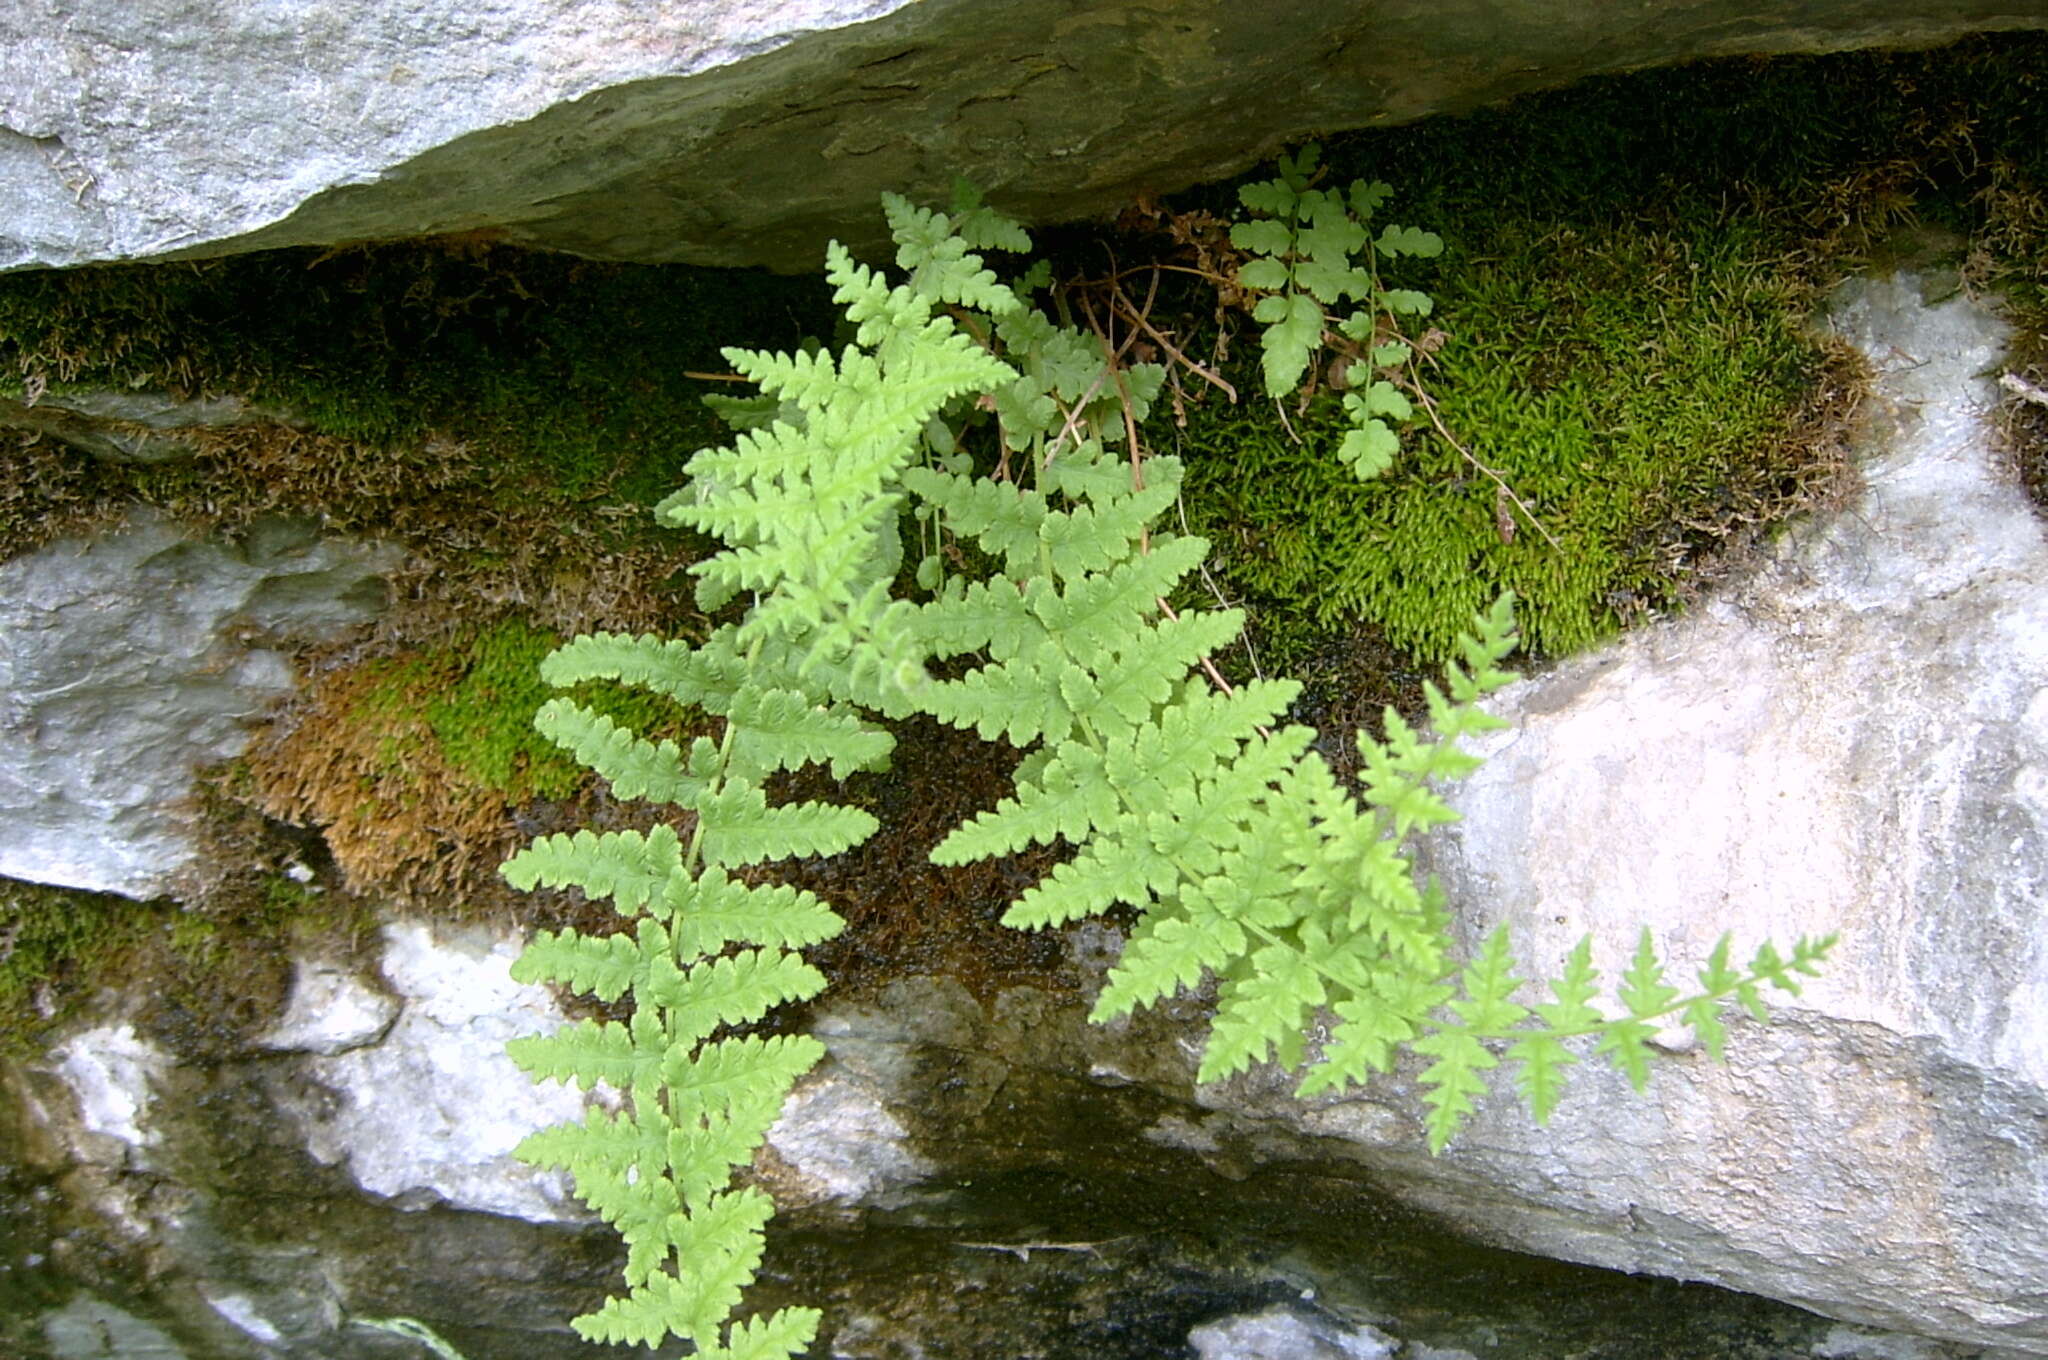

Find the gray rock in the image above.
[
  {"left": 283, "top": 920, "right": 590, "bottom": 1222},
  {"left": 259, "top": 960, "right": 398, "bottom": 1057},
  {"left": 1217, "top": 270, "right": 2047, "bottom": 1354},
  {"left": 0, "top": 389, "right": 301, "bottom": 463},
  {"left": 0, "top": 510, "right": 399, "bottom": 898},
  {"left": 50, "top": 1022, "right": 168, "bottom": 1162},
  {"left": 42, "top": 1294, "right": 189, "bottom": 1360},
  {"left": 3, "top": 1, "right": 2040, "bottom": 273},
  {"left": 1188, "top": 1305, "right": 1399, "bottom": 1360}
]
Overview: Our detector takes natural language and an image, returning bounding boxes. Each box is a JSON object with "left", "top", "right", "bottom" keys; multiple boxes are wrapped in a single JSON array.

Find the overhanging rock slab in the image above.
[{"left": 5, "top": 1, "right": 2046, "bottom": 273}]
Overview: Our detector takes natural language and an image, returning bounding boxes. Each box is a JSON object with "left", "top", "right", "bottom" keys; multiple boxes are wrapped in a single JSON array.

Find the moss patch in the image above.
[
  {"left": 0, "top": 240, "right": 836, "bottom": 640},
  {"left": 1153, "top": 34, "right": 2045, "bottom": 666},
  {"left": 244, "top": 616, "right": 698, "bottom": 899},
  {"left": 0, "top": 872, "right": 378, "bottom": 1061}
]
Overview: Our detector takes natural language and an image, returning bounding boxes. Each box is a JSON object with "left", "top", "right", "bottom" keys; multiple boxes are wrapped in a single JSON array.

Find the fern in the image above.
[
  {"left": 869, "top": 190, "right": 1831, "bottom": 1153},
  {"left": 1231, "top": 140, "right": 1443, "bottom": 479},
  {"left": 503, "top": 168, "right": 1835, "bottom": 1354}
]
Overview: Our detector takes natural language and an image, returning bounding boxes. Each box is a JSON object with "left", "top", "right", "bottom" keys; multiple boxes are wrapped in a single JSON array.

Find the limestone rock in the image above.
[
  {"left": 4, "top": 1, "right": 2041, "bottom": 273},
  {"left": 281, "top": 920, "right": 589, "bottom": 1222},
  {"left": 1208, "top": 270, "right": 2047, "bottom": 1355},
  {"left": 259, "top": 960, "right": 397, "bottom": 1057},
  {"left": 1187, "top": 1305, "right": 1400, "bottom": 1360},
  {"left": 0, "top": 389, "right": 302, "bottom": 464},
  {"left": 0, "top": 511, "right": 399, "bottom": 898}
]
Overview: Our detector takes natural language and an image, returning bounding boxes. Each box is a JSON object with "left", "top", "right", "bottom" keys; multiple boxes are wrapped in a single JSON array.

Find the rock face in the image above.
[
  {"left": 1206, "top": 270, "right": 2046, "bottom": 1354},
  {"left": 14, "top": 920, "right": 1952, "bottom": 1360},
  {"left": 3, "top": 1, "right": 2042, "bottom": 273},
  {"left": 0, "top": 512, "right": 399, "bottom": 898},
  {"left": 0, "top": 390, "right": 302, "bottom": 464}
]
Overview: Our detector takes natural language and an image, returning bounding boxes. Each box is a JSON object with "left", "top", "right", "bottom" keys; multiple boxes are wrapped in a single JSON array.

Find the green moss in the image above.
[
  {"left": 345, "top": 616, "right": 693, "bottom": 805},
  {"left": 0, "top": 240, "right": 835, "bottom": 559},
  {"left": 0, "top": 880, "right": 151, "bottom": 1050},
  {"left": 1168, "top": 35, "right": 2048, "bottom": 666}
]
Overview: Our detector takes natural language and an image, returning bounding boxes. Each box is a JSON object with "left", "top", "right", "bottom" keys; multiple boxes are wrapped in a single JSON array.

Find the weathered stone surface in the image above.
[
  {"left": 279, "top": 921, "right": 587, "bottom": 1222},
  {"left": 0, "top": 511, "right": 399, "bottom": 898},
  {"left": 4, "top": 1, "right": 2042, "bottom": 274},
  {"left": 1187, "top": 1305, "right": 1401, "bottom": 1360},
  {"left": 259, "top": 959, "right": 398, "bottom": 1057},
  {"left": 1193, "top": 270, "right": 2047, "bottom": 1355},
  {"left": 16, "top": 919, "right": 1930, "bottom": 1359},
  {"left": 0, "top": 389, "right": 301, "bottom": 463}
]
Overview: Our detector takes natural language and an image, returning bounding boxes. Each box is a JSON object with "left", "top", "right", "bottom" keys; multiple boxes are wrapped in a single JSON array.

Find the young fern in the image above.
[
  {"left": 1231, "top": 140, "right": 1443, "bottom": 479},
  {"left": 498, "top": 225, "right": 1011, "bottom": 1355}
]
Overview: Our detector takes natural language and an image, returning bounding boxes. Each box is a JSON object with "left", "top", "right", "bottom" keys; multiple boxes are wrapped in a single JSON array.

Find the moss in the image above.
[
  {"left": 247, "top": 616, "right": 698, "bottom": 898},
  {"left": 0, "top": 869, "right": 376, "bottom": 1060},
  {"left": 1159, "top": 34, "right": 2046, "bottom": 666}
]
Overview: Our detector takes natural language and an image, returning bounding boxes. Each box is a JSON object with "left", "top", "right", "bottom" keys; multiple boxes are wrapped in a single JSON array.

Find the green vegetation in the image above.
[
  {"left": 249, "top": 617, "right": 695, "bottom": 896},
  {"left": 0, "top": 870, "right": 374, "bottom": 1058},
  {"left": 502, "top": 183, "right": 1829, "bottom": 1355},
  {"left": 1162, "top": 35, "right": 2048, "bottom": 664}
]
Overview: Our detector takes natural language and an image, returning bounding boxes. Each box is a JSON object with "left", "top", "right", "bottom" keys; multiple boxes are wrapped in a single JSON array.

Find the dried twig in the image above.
[{"left": 2001, "top": 371, "right": 2048, "bottom": 408}]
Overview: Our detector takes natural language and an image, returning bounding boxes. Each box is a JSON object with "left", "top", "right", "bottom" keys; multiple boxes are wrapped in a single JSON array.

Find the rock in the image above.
[
  {"left": 41, "top": 1294, "right": 188, "bottom": 1360},
  {"left": 280, "top": 920, "right": 588, "bottom": 1222},
  {"left": 50, "top": 1023, "right": 167, "bottom": 1163},
  {"left": 1187, "top": 1305, "right": 1399, "bottom": 1360},
  {"left": 259, "top": 961, "right": 398, "bottom": 1057},
  {"left": 9, "top": 923, "right": 1984, "bottom": 1358},
  {"left": 3, "top": 3, "right": 2040, "bottom": 273},
  {"left": 1201, "top": 270, "right": 2046, "bottom": 1355},
  {"left": 0, "top": 389, "right": 301, "bottom": 464},
  {"left": 0, "top": 510, "right": 399, "bottom": 898}
]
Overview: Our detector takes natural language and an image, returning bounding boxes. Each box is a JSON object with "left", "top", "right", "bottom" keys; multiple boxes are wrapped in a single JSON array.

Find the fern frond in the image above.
[
  {"left": 501, "top": 825, "right": 683, "bottom": 913},
  {"left": 664, "top": 869, "right": 845, "bottom": 956},
  {"left": 996, "top": 831, "right": 1171, "bottom": 928},
  {"left": 1198, "top": 944, "right": 1326, "bottom": 1083},
  {"left": 570, "top": 1188, "right": 775, "bottom": 1347},
  {"left": 931, "top": 740, "right": 1119, "bottom": 862},
  {"left": 693, "top": 1310, "right": 825, "bottom": 1360},
  {"left": 538, "top": 631, "right": 737, "bottom": 710},
  {"left": 507, "top": 1006, "right": 667, "bottom": 1093},
  {"left": 510, "top": 918, "right": 665, "bottom": 1002},
  {"left": 1037, "top": 482, "right": 1181, "bottom": 582},
  {"left": 1073, "top": 608, "right": 1246, "bottom": 739},
  {"left": 726, "top": 686, "right": 894, "bottom": 781},
  {"left": 663, "top": 1034, "right": 827, "bottom": 1126},
  {"left": 1029, "top": 533, "right": 1208, "bottom": 663},
  {"left": 1089, "top": 913, "right": 1247, "bottom": 1023}
]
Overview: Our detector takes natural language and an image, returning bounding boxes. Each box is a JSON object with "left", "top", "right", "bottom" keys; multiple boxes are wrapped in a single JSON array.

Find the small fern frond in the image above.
[
  {"left": 663, "top": 1034, "right": 827, "bottom": 1127},
  {"left": 1198, "top": 944, "right": 1327, "bottom": 1083},
  {"left": 725, "top": 686, "right": 894, "bottom": 782},
  {"left": 663, "top": 869, "right": 845, "bottom": 956},
  {"left": 510, "top": 918, "right": 665, "bottom": 1003},
  {"left": 695, "top": 782, "right": 879, "bottom": 865},
  {"left": 647, "top": 948, "right": 829, "bottom": 1047}
]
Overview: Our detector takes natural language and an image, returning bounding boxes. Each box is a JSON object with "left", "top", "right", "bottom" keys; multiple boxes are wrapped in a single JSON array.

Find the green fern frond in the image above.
[
  {"left": 663, "top": 869, "right": 846, "bottom": 956},
  {"left": 663, "top": 1035, "right": 827, "bottom": 1126},
  {"left": 646, "top": 948, "right": 829, "bottom": 1046},
  {"left": 511, "top": 918, "right": 664, "bottom": 1002},
  {"left": 695, "top": 781, "right": 880, "bottom": 865},
  {"left": 725, "top": 686, "right": 894, "bottom": 782}
]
